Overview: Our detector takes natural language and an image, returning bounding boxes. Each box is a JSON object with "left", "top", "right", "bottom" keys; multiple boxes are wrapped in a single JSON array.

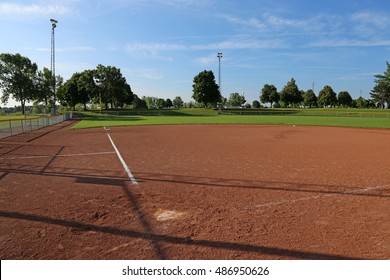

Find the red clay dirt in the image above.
[{"left": 0, "top": 121, "right": 389, "bottom": 260}]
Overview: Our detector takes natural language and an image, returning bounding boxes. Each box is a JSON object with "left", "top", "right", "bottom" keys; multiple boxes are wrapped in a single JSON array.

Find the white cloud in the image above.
[
  {"left": 195, "top": 53, "right": 218, "bottom": 66},
  {"left": 0, "top": 3, "right": 72, "bottom": 16},
  {"left": 125, "top": 37, "right": 284, "bottom": 58},
  {"left": 125, "top": 43, "right": 186, "bottom": 52},
  {"left": 125, "top": 43, "right": 180, "bottom": 61},
  {"left": 335, "top": 72, "right": 375, "bottom": 81},
  {"left": 220, "top": 14, "right": 266, "bottom": 30},
  {"left": 221, "top": 13, "right": 321, "bottom": 33},
  {"left": 350, "top": 11, "right": 390, "bottom": 40},
  {"left": 60, "top": 46, "right": 97, "bottom": 52},
  {"left": 351, "top": 11, "right": 390, "bottom": 29},
  {"left": 113, "top": 0, "right": 213, "bottom": 12},
  {"left": 130, "top": 0, "right": 212, "bottom": 8},
  {"left": 308, "top": 39, "right": 390, "bottom": 48},
  {"left": 193, "top": 38, "right": 285, "bottom": 50},
  {"left": 23, "top": 46, "right": 96, "bottom": 52}
]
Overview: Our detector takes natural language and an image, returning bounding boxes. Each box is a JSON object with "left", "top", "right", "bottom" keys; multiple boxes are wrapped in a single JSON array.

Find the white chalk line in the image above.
[
  {"left": 0, "top": 151, "right": 116, "bottom": 161},
  {"left": 255, "top": 185, "right": 388, "bottom": 208},
  {"left": 104, "top": 127, "right": 138, "bottom": 185}
]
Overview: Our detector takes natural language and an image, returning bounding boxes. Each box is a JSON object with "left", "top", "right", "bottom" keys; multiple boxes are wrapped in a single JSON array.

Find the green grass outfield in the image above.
[{"left": 72, "top": 109, "right": 390, "bottom": 129}]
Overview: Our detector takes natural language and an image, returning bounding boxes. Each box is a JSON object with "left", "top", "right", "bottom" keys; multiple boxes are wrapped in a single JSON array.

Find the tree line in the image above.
[
  {"left": 257, "top": 73, "right": 390, "bottom": 109},
  {"left": 1, "top": 52, "right": 389, "bottom": 113},
  {"left": 0, "top": 53, "right": 135, "bottom": 114},
  {"left": 191, "top": 64, "right": 390, "bottom": 109},
  {"left": 0, "top": 53, "right": 187, "bottom": 113}
]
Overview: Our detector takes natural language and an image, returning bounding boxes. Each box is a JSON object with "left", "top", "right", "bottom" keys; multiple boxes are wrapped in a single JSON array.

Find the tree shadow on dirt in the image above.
[
  {"left": 0, "top": 163, "right": 368, "bottom": 260},
  {"left": 0, "top": 149, "right": 384, "bottom": 260},
  {"left": 0, "top": 210, "right": 361, "bottom": 260},
  {"left": 134, "top": 172, "right": 390, "bottom": 199}
]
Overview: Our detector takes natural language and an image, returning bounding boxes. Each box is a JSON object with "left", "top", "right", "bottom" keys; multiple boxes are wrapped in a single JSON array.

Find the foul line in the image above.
[{"left": 104, "top": 127, "right": 138, "bottom": 185}]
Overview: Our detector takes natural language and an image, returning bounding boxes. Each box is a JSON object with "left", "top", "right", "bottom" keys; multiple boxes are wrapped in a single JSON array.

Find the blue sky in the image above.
[{"left": 1, "top": 0, "right": 390, "bottom": 106}]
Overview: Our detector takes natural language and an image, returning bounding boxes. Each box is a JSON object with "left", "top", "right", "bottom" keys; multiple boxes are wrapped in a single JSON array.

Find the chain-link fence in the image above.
[{"left": 0, "top": 113, "right": 73, "bottom": 139}]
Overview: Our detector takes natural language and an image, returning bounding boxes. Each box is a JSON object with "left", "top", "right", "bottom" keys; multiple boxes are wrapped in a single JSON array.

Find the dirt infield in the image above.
[{"left": 0, "top": 121, "right": 389, "bottom": 260}]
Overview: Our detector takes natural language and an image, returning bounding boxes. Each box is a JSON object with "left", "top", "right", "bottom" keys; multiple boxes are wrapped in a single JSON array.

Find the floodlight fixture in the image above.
[{"left": 50, "top": 18, "right": 58, "bottom": 28}]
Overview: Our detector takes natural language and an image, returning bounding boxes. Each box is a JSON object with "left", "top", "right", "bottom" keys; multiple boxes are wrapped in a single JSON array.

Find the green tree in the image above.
[
  {"left": 173, "top": 96, "right": 184, "bottom": 108},
  {"left": 132, "top": 94, "right": 147, "bottom": 109},
  {"left": 35, "top": 67, "right": 53, "bottom": 113},
  {"left": 0, "top": 53, "right": 38, "bottom": 115},
  {"left": 228, "top": 92, "right": 246, "bottom": 106},
  {"left": 58, "top": 72, "right": 81, "bottom": 110},
  {"left": 337, "top": 91, "right": 353, "bottom": 107},
  {"left": 95, "top": 64, "right": 134, "bottom": 109},
  {"left": 156, "top": 98, "right": 166, "bottom": 109},
  {"left": 165, "top": 98, "right": 173, "bottom": 108},
  {"left": 192, "top": 70, "right": 221, "bottom": 107},
  {"left": 77, "top": 70, "right": 97, "bottom": 110},
  {"left": 280, "top": 78, "right": 302, "bottom": 107},
  {"left": 303, "top": 89, "right": 318, "bottom": 108},
  {"left": 269, "top": 88, "right": 280, "bottom": 107},
  {"left": 355, "top": 96, "right": 368, "bottom": 108},
  {"left": 57, "top": 73, "right": 85, "bottom": 110},
  {"left": 260, "top": 84, "right": 278, "bottom": 107},
  {"left": 143, "top": 96, "right": 158, "bottom": 109},
  {"left": 252, "top": 100, "right": 261, "bottom": 108},
  {"left": 370, "top": 62, "right": 390, "bottom": 109},
  {"left": 318, "top": 85, "right": 337, "bottom": 107}
]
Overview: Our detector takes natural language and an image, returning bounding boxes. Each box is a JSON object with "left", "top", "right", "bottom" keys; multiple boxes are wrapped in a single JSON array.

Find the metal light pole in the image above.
[
  {"left": 217, "top": 52, "right": 223, "bottom": 94},
  {"left": 217, "top": 52, "right": 223, "bottom": 113},
  {"left": 50, "top": 19, "right": 58, "bottom": 115}
]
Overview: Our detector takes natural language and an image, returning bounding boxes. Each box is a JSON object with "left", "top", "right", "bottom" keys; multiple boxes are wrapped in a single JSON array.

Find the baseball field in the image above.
[{"left": 0, "top": 112, "right": 389, "bottom": 259}]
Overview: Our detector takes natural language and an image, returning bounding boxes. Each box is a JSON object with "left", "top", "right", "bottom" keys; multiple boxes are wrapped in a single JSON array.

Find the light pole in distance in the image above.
[
  {"left": 217, "top": 52, "right": 223, "bottom": 94},
  {"left": 50, "top": 18, "right": 58, "bottom": 115},
  {"left": 217, "top": 52, "right": 223, "bottom": 113}
]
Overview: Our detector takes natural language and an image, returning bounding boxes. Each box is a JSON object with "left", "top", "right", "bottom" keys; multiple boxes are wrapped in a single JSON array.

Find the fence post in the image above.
[{"left": 9, "top": 121, "right": 12, "bottom": 136}]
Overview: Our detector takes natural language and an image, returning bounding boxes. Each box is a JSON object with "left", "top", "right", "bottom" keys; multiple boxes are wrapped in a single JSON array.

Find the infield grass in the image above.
[{"left": 72, "top": 110, "right": 390, "bottom": 129}]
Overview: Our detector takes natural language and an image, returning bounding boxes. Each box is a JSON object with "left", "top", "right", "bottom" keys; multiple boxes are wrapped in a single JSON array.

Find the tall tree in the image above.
[
  {"left": 318, "top": 85, "right": 337, "bottom": 107},
  {"left": 192, "top": 70, "right": 221, "bottom": 107},
  {"left": 58, "top": 72, "right": 81, "bottom": 110},
  {"left": 370, "top": 62, "right": 390, "bottom": 109},
  {"left": 228, "top": 92, "right": 246, "bottom": 106},
  {"left": 280, "top": 78, "right": 302, "bottom": 107},
  {"left": 260, "top": 84, "right": 278, "bottom": 107},
  {"left": 95, "top": 64, "right": 134, "bottom": 109},
  {"left": 165, "top": 98, "right": 173, "bottom": 108},
  {"left": 303, "top": 89, "right": 318, "bottom": 108},
  {"left": 0, "top": 53, "right": 38, "bottom": 114},
  {"left": 35, "top": 67, "right": 53, "bottom": 113},
  {"left": 77, "top": 70, "right": 98, "bottom": 110},
  {"left": 252, "top": 100, "right": 261, "bottom": 108},
  {"left": 143, "top": 96, "right": 158, "bottom": 109},
  {"left": 338, "top": 91, "right": 353, "bottom": 107},
  {"left": 156, "top": 98, "right": 166, "bottom": 109},
  {"left": 173, "top": 96, "right": 183, "bottom": 108},
  {"left": 132, "top": 94, "right": 147, "bottom": 109},
  {"left": 355, "top": 96, "right": 368, "bottom": 108},
  {"left": 269, "top": 88, "right": 280, "bottom": 107}
]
